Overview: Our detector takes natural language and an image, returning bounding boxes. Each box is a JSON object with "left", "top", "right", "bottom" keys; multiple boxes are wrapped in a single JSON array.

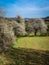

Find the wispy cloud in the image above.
[
  {"left": 1, "top": 0, "right": 49, "bottom": 17},
  {"left": 6, "top": 2, "right": 49, "bottom": 18}
]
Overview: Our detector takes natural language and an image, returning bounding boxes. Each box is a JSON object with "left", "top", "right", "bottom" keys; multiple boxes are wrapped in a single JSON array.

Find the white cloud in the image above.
[{"left": 6, "top": 3, "right": 49, "bottom": 17}]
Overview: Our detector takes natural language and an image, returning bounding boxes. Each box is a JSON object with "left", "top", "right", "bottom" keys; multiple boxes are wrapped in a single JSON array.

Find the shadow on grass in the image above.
[
  {"left": 16, "top": 35, "right": 49, "bottom": 38},
  {"left": 0, "top": 47, "right": 49, "bottom": 65}
]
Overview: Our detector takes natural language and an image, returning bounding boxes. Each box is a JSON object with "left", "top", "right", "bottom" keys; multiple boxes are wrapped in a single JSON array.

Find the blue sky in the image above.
[{"left": 0, "top": 0, "right": 49, "bottom": 18}]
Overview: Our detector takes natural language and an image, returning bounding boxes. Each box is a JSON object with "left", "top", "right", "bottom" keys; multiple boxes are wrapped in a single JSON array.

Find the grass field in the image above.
[
  {"left": 14, "top": 36, "right": 49, "bottom": 50},
  {"left": 0, "top": 36, "right": 49, "bottom": 65}
]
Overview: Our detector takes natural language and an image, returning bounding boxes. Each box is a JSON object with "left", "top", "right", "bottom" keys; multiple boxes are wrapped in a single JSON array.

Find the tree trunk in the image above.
[{"left": 34, "top": 29, "right": 38, "bottom": 36}]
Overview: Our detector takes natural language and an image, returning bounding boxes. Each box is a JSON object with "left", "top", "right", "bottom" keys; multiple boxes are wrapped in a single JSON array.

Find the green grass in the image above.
[
  {"left": 0, "top": 36, "right": 49, "bottom": 65},
  {"left": 14, "top": 36, "right": 49, "bottom": 50}
]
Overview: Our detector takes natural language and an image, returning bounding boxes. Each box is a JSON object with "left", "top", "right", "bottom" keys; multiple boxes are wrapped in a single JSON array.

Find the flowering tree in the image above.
[
  {"left": 0, "top": 5, "right": 6, "bottom": 17},
  {"left": 14, "top": 15, "right": 27, "bottom": 36},
  {"left": 33, "top": 18, "right": 47, "bottom": 36}
]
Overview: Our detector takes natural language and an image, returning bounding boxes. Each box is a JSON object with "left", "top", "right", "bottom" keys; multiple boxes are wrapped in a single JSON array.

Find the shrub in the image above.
[{"left": 0, "top": 18, "right": 16, "bottom": 51}]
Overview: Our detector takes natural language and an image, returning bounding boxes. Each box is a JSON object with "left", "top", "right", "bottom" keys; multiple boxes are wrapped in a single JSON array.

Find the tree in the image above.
[
  {"left": 14, "top": 15, "right": 27, "bottom": 36},
  {"left": 25, "top": 19, "right": 33, "bottom": 35},
  {"left": 25, "top": 18, "right": 47, "bottom": 36},
  {"left": 0, "top": 5, "right": 6, "bottom": 17},
  {"left": 46, "top": 24, "right": 49, "bottom": 35},
  {"left": 33, "top": 18, "right": 47, "bottom": 36},
  {"left": 0, "top": 18, "right": 16, "bottom": 51}
]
